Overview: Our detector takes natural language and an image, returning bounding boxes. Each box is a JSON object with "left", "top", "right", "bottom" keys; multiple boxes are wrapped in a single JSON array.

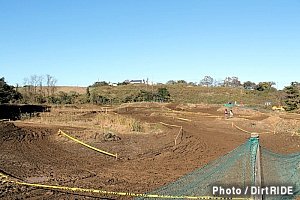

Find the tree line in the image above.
[
  {"left": 22, "top": 74, "right": 57, "bottom": 103},
  {"left": 0, "top": 76, "right": 171, "bottom": 105},
  {"left": 1, "top": 75, "right": 300, "bottom": 111},
  {"left": 167, "top": 76, "right": 276, "bottom": 92}
]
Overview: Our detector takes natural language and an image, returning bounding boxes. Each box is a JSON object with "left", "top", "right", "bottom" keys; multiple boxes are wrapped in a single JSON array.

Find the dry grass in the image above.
[
  {"left": 22, "top": 106, "right": 160, "bottom": 137},
  {"left": 20, "top": 84, "right": 281, "bottom": 107},
  {"left": 55, "top": 86, "right": 87, "bottom": 94},
  {"left": 19, "top": 86, "right": 87, "bottom": 95},
  {"left": 91, "top": 84, "right": 281, "bottom": 105}
]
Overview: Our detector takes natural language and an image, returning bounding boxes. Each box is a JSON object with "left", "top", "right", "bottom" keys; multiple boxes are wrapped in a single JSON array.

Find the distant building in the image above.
[
  {"left": 109, "top": 83, "right": 118, "bottom": 87},
  {"left": 245, "top": 86, "right": 255, "bottom": 90},
  {"left": 265, "top": 101, "right": 272, "bottom": 106},
  {"left": 129, "top": 80, "right": 143, "bottom": 84}
]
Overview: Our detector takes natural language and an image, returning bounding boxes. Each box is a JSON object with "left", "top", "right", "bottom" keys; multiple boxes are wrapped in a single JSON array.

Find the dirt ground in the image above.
[{"left": 0, "top": 103, "right": 299, "bottom": 199}]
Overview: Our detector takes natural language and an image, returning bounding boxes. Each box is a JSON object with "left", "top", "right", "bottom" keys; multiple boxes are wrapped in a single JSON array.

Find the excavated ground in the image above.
[{"left": 0, "top": 104, "right": 299, "bottom": 199}]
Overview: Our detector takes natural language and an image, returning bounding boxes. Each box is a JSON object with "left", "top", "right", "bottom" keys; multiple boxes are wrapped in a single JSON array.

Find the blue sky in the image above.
[{"left": 0, "top": 0, "right": 299, "bottom": 89}]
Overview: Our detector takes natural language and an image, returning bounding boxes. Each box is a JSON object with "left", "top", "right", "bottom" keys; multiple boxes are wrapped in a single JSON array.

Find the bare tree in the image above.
[
  {"left": 223, "top": 77, "right": 232, "bottom": 87},
  {"left": 223, "top": 76, "right": 241, "bottom": 87},
  {"left": 46, "top": 74, "right": 57, "bottom": 96},
  {"left": 30, "top": 74, "right": 39, "bottom": 94},
  {"left": 22, "top": 74, "right": 57, "bottom": 103},
  {"left": 38, "top": 75, "right": 44, "bottom": 95},
  {"left": 23, "top": 77, "right": 28, "bottom": 86},
  {"left": 199, "top": 76, "right": 214, "bottom": 87},
  {"left": 231, "top": 76, "right": 241, "bottom": 87},
  {"left": 46, "top": 74, "right": 51, "bottom": 96},
  {"left": 23, "top": 77, "right": 32, "bottom": 93}
]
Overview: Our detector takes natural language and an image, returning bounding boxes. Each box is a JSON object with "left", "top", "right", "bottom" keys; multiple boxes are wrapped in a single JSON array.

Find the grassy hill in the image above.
[
  {"left": 55, "top": 86, "right": 87, "bottom": 94},
  {"left": 88, "top": 84, "right": 282, "bottom": 106},
  {"left": 19, "top": 84, "right": 282, "bottom": 107}
]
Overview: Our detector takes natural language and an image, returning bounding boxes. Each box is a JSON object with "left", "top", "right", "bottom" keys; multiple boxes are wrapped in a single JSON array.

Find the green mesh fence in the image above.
[
  {"left": 261, "top": 148, "right": 300, "bottom": 200},
  {"left": 136, "top": 137, "right": 299, "bottom": 200}
]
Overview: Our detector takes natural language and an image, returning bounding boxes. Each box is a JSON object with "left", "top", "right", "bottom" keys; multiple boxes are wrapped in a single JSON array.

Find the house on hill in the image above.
[
  {"left": 109, "top": 82, "right": 118, "bottom": 87},
  {"left": 128, "top": 80, "right": 144, "bottom": 84}
]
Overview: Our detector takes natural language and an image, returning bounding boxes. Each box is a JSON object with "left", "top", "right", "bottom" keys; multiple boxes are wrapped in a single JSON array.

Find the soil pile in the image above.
[{"left": 0, "top": 122, "right": 47, "bottom": 142}]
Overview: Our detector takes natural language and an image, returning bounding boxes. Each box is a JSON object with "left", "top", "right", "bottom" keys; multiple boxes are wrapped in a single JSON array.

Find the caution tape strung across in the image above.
[
  {"left": 0, "top": 173, "right": 250, "bottom": 200},
  {"left": 232, "top": 123, "right": 274, "bottom": 135},
  {"left": 158, "top": 122, "right": 184, "bottom": 146},
  {"left": 159, "top": 122, "right": 182, "bottom": 128},
  {"left": 177, "top": 117, "right": 192, "bottom": 122},
  {"left": 231, "top": 123, "right": 253, "bottom": 134},
  {"left": 58, "top": 129, "right": 117, "bottom": 158}
]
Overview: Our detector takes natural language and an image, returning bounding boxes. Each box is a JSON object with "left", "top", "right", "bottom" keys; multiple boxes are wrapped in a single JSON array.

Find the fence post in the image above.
[
  {"left": 255, "top": 144, "right": 262, "bottom": 200},
  {"left": 174, "top": 127, "right": 183, "bottom": 146},
  {"left": 251, "top": 133, "right": 262, "bottom": 200}
]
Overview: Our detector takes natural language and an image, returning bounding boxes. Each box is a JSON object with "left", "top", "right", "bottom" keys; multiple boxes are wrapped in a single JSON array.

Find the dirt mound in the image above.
[
  {"left": 262, "top": 116, "right": 282, "bottom": 124},
  {"left": 0, "top": 122, "right": 47, "bottom": 142},
  {"left": 0, "top": 122, "right": 26, "bottom": 141},
  {"left": 165, "top": 103, "right": 220, "bottom": 115},
  {"left": 103, "top": 132, "right": 121, "bottom": 141}
]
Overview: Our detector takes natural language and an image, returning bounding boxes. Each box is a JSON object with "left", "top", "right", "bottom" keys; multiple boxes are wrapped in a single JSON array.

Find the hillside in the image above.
[
  {"left": 18, "top": 84, "right": 282, "bottom": 106},
  {"left": 55, "top": 86, "right": 87, "bottom": 94},
  {"left": 88, "top": 84, "right": 282, "bottom": 106}
]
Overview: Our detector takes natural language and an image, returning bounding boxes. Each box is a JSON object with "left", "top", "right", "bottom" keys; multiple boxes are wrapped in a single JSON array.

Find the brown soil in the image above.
[{"left": 0, "top": 104, "right": 299, "bottom": 199}]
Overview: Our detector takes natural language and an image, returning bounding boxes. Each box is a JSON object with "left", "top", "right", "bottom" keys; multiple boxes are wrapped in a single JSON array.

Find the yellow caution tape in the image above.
[
  {"left": 204, "top": 115, "right": 220, "bottom": 118},
  {"left": 0, "top": 172, "right": 250, "bottom": 200},
  {"left": 158, "top": 122, "right": 184, "bottom": 146},
  {"left": 232, "top": 123, "right": 252, "bottom": 134},
  {"left": 159, "top": 122, "right": 182, "bottom": 128},
  {"left": 177, "top": 117, "right": 192, "bottom": 122},
  {"left": 58, "top": 129, "right": 117, "bottom": 158},
  {"left": 232, "top": 123, "right": 274, "bottom": 135}
]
